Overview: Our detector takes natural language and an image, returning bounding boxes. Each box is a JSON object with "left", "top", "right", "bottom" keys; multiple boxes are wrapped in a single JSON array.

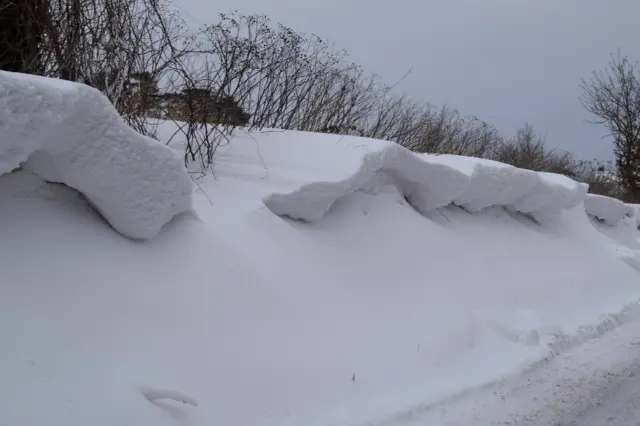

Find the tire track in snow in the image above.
[{"left": 366, "top": 302, "right": 640, "bottom": 426}]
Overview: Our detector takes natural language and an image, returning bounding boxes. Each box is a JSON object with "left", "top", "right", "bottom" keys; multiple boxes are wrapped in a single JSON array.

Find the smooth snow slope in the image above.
[
  {"left": 0, "top": 71, "right": 192, "bottom": 239},
  {"left": 2, "top": 120, "right": 640, "bottom": 426},
  {"left": 179, "top": 125, "right": 639, "bottom": 425}
]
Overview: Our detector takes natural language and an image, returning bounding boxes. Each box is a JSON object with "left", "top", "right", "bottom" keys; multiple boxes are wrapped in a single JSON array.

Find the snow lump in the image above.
[{"left": 0, "top": 70, "right": 193, "bottom": 240}]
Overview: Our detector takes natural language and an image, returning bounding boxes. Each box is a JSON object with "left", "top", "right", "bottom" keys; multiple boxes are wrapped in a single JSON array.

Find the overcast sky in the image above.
[{"left": 175, "top": 0, "right": 639, "bottom": 162}]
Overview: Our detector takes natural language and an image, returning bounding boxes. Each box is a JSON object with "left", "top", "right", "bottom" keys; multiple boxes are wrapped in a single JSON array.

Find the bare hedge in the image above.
[{"left": 4, "top": 0, "right": 616, "bottom": 194}]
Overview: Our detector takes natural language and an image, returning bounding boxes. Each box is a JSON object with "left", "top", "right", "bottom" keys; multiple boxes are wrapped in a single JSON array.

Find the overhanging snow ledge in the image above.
[{"left": 0, "top": 70, "right": 193, "bottom": 240}]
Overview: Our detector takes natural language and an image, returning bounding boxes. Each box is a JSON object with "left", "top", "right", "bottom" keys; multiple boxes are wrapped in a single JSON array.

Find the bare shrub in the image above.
[
  {"left": 157, "top": 12, "right": 507, "bottom": 161},
  {"left": 399, "top": 106, "right": 502, "bottom": 157},
  {"left": 12, "top": 0, "right": 189, "bottom": 136},
  {"left": 578, "top": 161, "right": 623, "bottom": 199},
  {"left": 6, "top": 4, "right": 617, "bottom": 186},
  {"left": 493, "top": 124, "right": 576, "bottom": 174},
  {"left": 0, "top": 4, "right": 518, "bottom": 168},
  {"left": 161, "top": 55, "right": 240, "bottom": 168}
]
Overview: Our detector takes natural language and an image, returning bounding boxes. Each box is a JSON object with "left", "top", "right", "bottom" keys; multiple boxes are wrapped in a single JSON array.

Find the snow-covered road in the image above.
[
  {"left": 387, "top": 310, "right": 640, "bottom": 426},
  {"left": 568, "top": 366, "right": 640, "bottom": 426}
]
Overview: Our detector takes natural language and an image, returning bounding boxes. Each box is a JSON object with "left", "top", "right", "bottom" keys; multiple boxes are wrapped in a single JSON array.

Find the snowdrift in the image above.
[
  {"left": 2, "top": 123, "right": 640, "bottom": 426},
  {"left": 0, "top": 71, "right": 192, "bottom": 239},
  {"left": 584, "top": 193, "right": 635, "bottom": 226},
  {"left": 264, "top": 144, "right": 588, "bottom": 224},
  {"left": 583, "top": 195, "right": 640, "bottom": 271}
]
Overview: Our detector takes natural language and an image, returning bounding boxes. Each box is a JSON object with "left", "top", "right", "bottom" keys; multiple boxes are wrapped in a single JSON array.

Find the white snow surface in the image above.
[
  {"left": 585, "top": 197, "right": 640, "bottom": 273},
  {"left": 0, "top": 71, "right": 193, "bottom": 239},
  {"left": 264, "top": 146, "right": 588, "bottom": 223},
  {"left": 584, "top": 193, "right": 635, "bottom": 226},
  {"left": 1, "top": 122, "right": 640, "bottom": 426},
  {"left": 628, "top": 203, "right": 640, "bottom": 228}
]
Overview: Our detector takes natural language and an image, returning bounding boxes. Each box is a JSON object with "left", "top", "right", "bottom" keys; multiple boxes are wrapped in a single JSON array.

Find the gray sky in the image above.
[{"left": 175, "top": 0, "right": 639, "bottom": 162}]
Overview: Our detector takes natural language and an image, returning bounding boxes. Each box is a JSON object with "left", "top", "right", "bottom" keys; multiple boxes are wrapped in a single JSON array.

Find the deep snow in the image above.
[
  {"left": 584, "top": 193, "right": 635, "bottom": 226},
  {"left": 0, "top": 71, "right": 192, "bottom": 239},
  {"left": 1, "top": 74, "right": 640, "bottom": 426},
  {"left": 264, "top": 145, "right": 588, "bottom": 224}
]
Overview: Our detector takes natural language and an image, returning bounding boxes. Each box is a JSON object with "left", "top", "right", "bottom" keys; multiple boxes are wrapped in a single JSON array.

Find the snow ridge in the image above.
[
  {"left": 0, "top": 71, "right": 193, "bottom": 239},
  {"left": 583, "top": 193, "right": 635, "bottom": 226},
  {"left": 263, "top": 144, "right": 588, "bottom": 223}
]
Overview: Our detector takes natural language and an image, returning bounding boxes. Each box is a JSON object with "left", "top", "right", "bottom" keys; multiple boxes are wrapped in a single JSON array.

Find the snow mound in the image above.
[
  {"left": 263, "top": 144, "right": 588, "bottom": 223},
  {"left": 0, "top": 71, "right": 193, "bottom": 239},
  {"left": 627, "top": 203, "right": 640, "bottom": 229},
  {"left": 583, "top": 194, "right": 635, "bottom": 226},
  {"left": 4, "top": 124, "right": 640, "bottom": 426}
]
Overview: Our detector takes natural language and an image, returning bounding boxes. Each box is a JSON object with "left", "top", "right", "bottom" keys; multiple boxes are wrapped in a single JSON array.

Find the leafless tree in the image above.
[{"left": 581, "top": 52, "right": 640, "bottom": 201}]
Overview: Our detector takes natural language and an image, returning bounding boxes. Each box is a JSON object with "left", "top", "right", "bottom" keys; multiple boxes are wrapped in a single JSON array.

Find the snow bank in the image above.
[
  {"left": 0, "top": 71, "right": 192, "bottom": 239},
  {"left": 627, "top": 203, "right": 640, "bottom": 229},
  {"left": 583, "top": 193, "right": 635, "bottom": 226},
  {"left": 3, "top": 124, "right": 640, "bottom": 426},
  {"left": 264, "top": 144, "right": 588, "bottom": 223},
  {"left": 585, "top": 196, "right": 640, "bottom": 266}
]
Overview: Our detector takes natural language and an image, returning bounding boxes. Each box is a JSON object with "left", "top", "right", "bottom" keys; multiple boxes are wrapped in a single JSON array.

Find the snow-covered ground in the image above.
[
  {"left": 1, "top": 73, "right": 640, "bottom": 426},
  {"left": 393, "top": 306, "right": 640, "bottom": 426}
]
